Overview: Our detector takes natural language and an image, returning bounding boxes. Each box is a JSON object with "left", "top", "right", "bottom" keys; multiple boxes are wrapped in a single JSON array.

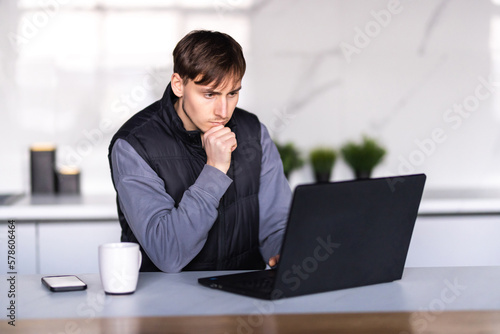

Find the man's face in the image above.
[{"left": 173, "top": 75, "right": 242, "bottom": 133}]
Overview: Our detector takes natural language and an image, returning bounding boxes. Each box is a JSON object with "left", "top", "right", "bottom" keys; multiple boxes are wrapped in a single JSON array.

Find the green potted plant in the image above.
[
  {"left": 274, "top": 142, "right": 304, "bottom": 179},
  {"left": 309, "top": 147, "right": 337, "bottom": 183},
  {"left": 340, "top": 136, "right": 386, "bottom": 179}
]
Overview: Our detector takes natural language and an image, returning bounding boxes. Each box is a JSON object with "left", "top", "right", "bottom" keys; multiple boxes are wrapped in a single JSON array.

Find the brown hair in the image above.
[{"left": 173, "top": 30, "right": 246, "bottom": 88}]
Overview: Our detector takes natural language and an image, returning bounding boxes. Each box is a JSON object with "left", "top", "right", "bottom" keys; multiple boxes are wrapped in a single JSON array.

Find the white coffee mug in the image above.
[{"left": 98, "top": 242, "right": 142, "bottom": 295}]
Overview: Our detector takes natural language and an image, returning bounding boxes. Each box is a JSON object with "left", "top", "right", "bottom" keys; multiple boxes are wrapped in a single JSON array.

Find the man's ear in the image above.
[{"left": 171, "top": 73, "right": 184, "bottom": 98}]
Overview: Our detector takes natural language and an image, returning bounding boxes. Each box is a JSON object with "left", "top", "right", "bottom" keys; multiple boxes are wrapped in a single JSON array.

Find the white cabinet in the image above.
[
  {"left": 406, "top": 215, "right": 500, "bottom": 267},
  {"left": 0, "top": 222, "right": 37, "bottom": 274},
  {"left": 7, "top": 216, "right": 500, "bottom": 273},
  {"left": 16, "top": 222, "right": 38, "bottom": 274},
  {"left": 38, "top": 221, "right": 121, "bottom": 275},
  {"left": 1, "top": 220, "right": 121, "bottom": 274},
  {"left": 0, "top": 194, "right": 121, "bottom": 274}
]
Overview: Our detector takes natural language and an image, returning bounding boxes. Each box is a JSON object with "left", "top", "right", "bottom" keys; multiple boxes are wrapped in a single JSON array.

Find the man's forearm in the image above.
[
  {"left": 258, "top": 123, "right": 292, "bottom": 262},
  {"left": 112, "top": 139, "right": 232, "bottom": 272}
]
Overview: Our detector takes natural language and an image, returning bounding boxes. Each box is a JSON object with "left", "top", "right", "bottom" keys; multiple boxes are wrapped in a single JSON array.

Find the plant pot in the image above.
[
  {"left": 355, "top": 170, "right": 371, "bottom": 179},
  {"left": 314, "top": 172, "right": 331, "bottom": 183}
]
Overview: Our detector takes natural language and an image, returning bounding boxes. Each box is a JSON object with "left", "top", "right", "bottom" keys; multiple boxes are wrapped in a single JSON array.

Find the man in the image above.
[{"left": 108, "top": 30, "right": 291, "bottom": 272}]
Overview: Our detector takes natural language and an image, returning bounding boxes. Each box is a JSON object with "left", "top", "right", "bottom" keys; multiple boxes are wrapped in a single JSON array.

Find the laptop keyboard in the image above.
[
  {"left": 229, "top": 270, "right": 276, "bottom": 294},
  {"left": 238, "top": 276, "right": 274, "bottom": 292}
]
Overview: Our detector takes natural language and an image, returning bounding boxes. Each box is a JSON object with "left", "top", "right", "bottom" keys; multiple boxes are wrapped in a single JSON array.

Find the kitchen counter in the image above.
[
  {"left": 0, "top": 193, "right": 118, "bottom": 221},
  {"left": 1, "top": 187, "right": 500, "bottom": 222},
  {"left": 419, "top": 188, "right": 500, "bottom": 216}
]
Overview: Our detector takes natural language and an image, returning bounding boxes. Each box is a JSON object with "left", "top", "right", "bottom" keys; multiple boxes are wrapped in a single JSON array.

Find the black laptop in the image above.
[{"left": 198, "top": 173, "right": 426, "bottom": 300}]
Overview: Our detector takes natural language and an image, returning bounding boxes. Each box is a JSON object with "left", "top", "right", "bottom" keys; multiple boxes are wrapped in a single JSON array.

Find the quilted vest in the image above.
[{"left": 109, "top": 84, "right": 265, "bottom": 271}]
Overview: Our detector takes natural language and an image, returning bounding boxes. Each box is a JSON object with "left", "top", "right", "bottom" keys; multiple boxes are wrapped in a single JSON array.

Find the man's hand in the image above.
[
  {"left": 202, "top": 125, "right": 237, "bottom": 174},
  {"left": 268, "top": 255, "right": 280, "bottom": 268}
]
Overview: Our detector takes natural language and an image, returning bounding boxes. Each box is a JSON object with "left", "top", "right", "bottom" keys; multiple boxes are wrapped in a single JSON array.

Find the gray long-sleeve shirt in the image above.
[{"left": 110, "top": 123, "right": 292, "bottom": 273}]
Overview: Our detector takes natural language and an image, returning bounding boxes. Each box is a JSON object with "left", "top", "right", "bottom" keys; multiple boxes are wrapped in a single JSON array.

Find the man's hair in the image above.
[{"left": 173, "top": 30, "right": 246, "bottom": 87}]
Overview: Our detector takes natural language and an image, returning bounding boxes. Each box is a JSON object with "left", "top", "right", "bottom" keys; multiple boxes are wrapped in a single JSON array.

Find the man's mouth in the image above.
[{"left": 210, "top": 121, "right": 227, "bottom": 126}]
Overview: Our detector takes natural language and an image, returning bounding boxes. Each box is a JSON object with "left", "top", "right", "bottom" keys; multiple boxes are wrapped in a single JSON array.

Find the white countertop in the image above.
[
  {"left": 419, "top": 188, "right": 500, "bottom": 215},
  {"left": 419, "top": 198, "right": 500, "bottom": 215},
  {"left": 0, "top": 194, "right": 118, "bottom": 221},
  {"left": 6, "top": 266, "right": 500, "bottom": 320}
]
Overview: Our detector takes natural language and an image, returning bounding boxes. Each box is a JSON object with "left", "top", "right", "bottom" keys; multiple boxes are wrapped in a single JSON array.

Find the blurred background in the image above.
[
  {"left": 2, "top": 0, "right": 500, "bottom": 275},
  {"left": 1, "top": 0, "right": 500, "bottom": 194}
]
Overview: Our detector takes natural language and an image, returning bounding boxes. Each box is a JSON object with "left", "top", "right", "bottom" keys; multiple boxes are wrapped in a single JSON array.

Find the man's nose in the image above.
[{"left": 214, "top": 97, "right": 228, "bottom": 118}]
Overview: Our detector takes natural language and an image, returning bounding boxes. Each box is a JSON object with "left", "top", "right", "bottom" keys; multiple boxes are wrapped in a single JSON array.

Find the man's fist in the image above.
[{"left": 202, "top": 125, "right": 237, "bottom": 174}]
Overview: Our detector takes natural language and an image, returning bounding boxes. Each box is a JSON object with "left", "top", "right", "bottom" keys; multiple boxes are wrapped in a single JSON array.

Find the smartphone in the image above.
[{"left": 41, "top": 275, "right": 87, "bottom": 292}]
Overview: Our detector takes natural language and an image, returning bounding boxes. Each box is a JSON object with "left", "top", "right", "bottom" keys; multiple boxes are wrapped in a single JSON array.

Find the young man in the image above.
[{"left": 108, "top": 30, "right": 291, "bottom": 272}]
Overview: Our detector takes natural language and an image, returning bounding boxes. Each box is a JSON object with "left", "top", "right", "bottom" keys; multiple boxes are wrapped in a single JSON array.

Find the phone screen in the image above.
[{"left": 42, "top": 275, "right": 87, "bottom": 292}]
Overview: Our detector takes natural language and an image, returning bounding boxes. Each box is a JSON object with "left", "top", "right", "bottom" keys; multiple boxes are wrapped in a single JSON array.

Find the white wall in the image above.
[{"left": 1, "top": 0, "right": 500, "bottom": 194}]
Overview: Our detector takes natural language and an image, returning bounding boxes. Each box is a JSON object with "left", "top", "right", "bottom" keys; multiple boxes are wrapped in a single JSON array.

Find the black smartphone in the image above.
[{"left": 41, "top": 275, "right": 87, "bottom": 292}]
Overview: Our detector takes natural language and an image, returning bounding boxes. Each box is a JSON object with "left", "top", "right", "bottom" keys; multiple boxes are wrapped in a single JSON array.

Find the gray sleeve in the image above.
[
  {"left": 258, "top": 124, "right": 293, "bottom": 263},
  {"left": 111, "top": 138, "right": 232, "bottom": 273}
]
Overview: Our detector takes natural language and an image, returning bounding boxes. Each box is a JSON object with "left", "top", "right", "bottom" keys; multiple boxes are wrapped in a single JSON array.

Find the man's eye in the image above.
[
  {"left": 205, "top": 93, "right": 214, "bottom": 98},
  {"left": 229, "top": 92, "right": 239, "bottom": 97}
]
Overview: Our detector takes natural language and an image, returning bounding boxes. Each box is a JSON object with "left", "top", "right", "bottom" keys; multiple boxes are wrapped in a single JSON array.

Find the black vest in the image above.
[{"left": 108, "top": 84, "right": 265, "bottom": 271}]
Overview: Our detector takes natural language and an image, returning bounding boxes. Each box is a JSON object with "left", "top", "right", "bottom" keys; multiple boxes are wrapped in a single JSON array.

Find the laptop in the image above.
[{"left": 198, "top": 173, "right": 426, "bottom": 300}]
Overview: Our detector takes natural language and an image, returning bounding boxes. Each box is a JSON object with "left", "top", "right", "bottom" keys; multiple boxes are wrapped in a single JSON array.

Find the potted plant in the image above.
[
  {"left": 340, "top": 136, "right": 386, "bottom": 179},
  {"left": 309, "top": 147, "right": 337, "bottom": 183},
  {"left": 274, "top": 142, "right": 304, "bottom": 179}
]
